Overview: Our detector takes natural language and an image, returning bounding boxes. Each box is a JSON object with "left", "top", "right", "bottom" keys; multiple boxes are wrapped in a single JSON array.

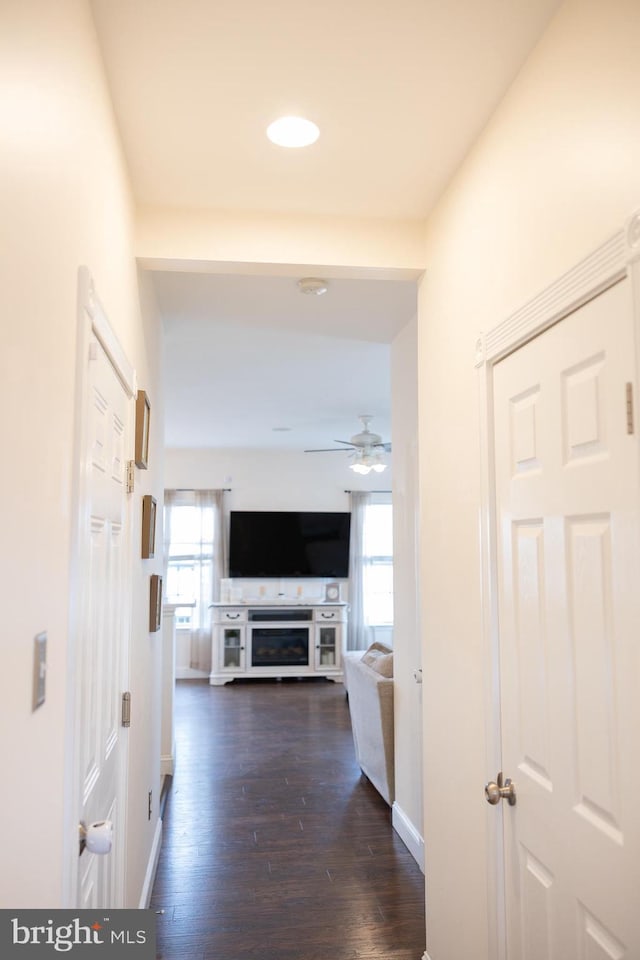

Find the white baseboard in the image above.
[
  {"left": 160, "top": 754, "right": 174, "bottom": 776},
  {"left": 175, "top": 667, "right": 209, "bottom": 680},
  {"left": 138, "top": 818, "right": 162, "bottom": 909},
  {"left": 392, "top": 801, "right": 425, "bottom": 873}
]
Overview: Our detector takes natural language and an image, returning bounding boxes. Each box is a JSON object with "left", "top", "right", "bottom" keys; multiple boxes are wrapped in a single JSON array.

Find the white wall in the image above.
[
  {"left": 165, "top": 448, "right": 392, "bottom": 659},
  {"left": 165, "top": 446, "right": 391, "bottom": 597},
  {"left": 417, "top": 1, "right": 640, "bottom": 957},
  {"left": 126, "top": 268, "right": 165, "bottom": 907},
  {"left": 390, "top": 317, "right": 423, "bottom": 867},
  {"left": 0, "top": 0, "right": 163, "bottom": 907},
  {"left": 165, "top": 446, "right": 391, "bottom": 509},
  {"left": 138, "top": 207, "right": 425, "bottom": 276}
]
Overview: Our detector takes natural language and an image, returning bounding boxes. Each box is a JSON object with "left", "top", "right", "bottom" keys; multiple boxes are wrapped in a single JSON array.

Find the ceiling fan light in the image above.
[{"left": 372, "top": 462, "right": 387, "bottom": 473}]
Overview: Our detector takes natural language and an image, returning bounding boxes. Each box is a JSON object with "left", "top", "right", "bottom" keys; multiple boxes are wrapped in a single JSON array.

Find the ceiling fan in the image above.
[{"left": 305, "top": 415, "right": 391, "bottom": 474}]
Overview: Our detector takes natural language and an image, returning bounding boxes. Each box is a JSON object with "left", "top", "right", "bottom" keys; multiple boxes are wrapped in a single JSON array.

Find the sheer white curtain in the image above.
[
  {"left": 164, "top": 489, "right": 227, "bottom": 673},
  {"left": 347, "top": 491, "right": 373, "bottom": 651},
  {"left": 189, "top": 490, "right": 220, "bottom": 672},
  {"left": 210, "top": 488, "right": 228, "bottom": 604},
  {"left": 163, "top": 488, "right": 179, "bottom": 566}
]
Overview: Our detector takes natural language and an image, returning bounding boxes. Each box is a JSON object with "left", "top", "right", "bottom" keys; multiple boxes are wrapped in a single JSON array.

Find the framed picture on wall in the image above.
[
  {"left": 135, "top": 390, "right": 151, "bottom": 469},
  {"left": 149, "top": 574, "right": 162, "bottom": 632},
  {"left": 141, "top": 495, "right": 157, "bottom": 559}
]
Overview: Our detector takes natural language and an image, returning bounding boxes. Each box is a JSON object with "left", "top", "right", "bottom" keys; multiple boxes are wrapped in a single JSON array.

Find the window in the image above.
[
  {"left": 362, "top": 499, "right": 393, "bottom": 626},
  {"left": 165, "top": 499, "right": 214, "bottom": 628}
]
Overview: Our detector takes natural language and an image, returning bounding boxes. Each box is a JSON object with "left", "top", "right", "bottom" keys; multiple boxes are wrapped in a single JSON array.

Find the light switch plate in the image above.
[{"left": 33, "top": 632, "right": 47, "bottom": 710}]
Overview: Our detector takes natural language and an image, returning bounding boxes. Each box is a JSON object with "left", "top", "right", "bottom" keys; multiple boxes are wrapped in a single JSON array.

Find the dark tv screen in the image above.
[{"left": 228, "top": 511, "right": 351, "bottom": 578}]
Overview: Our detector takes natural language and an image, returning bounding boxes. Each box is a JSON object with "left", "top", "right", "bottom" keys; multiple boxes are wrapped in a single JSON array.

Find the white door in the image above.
[
  {"left": 75, "top": 332, "right": 130, "bottom": 908},
  {"left": 492, "top": 277, "right": 640, "bottom": 957}
]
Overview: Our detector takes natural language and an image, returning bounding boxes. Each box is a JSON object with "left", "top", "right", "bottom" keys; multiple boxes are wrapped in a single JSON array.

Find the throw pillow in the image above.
[{"left": 361, "top": 645, "right": 394, "bottom": 678}]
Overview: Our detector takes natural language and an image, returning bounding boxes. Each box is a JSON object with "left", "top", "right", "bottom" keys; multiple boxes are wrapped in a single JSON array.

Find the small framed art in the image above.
[
  {"left": 149, "top": 574, "right": 162, "bottom": 632},
  {"left": 135, "top": 390, "right": 151, "bottom": 469},
  {"left": 141, "top": 495, "right": 157, "bottom": 559}
]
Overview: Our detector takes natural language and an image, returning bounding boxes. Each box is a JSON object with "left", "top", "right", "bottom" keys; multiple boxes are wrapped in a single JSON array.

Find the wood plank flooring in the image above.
[{"left": 151, "top": 679, "right": 425, "bottom": 960}]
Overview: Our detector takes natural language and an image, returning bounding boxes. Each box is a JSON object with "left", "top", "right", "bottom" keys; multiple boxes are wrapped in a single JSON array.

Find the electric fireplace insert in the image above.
[{"left": 250, "top": 627, "right": 309, "bottom": 667}]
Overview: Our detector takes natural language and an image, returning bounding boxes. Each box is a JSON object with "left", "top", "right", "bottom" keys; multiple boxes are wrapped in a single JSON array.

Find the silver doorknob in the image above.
[{"left": 485, "top": 771, "right": 516, "bottom": 806}]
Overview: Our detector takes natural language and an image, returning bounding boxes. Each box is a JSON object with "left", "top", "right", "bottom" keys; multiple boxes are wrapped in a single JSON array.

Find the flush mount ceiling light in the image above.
[
  {"left": 266, "top": 116, "right": 320, "bottom": 148},
  {"left": 297, "top": 277, "right": 328, "bottom": 296}
]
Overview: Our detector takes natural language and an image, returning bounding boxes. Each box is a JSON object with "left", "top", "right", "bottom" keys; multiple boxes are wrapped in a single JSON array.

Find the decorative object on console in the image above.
[
  {"left": 325, "top": 582, "right": 340, "bottom": 602},
  {"left": 141, "top": 495, "right": 157, "bottom": 559},
  {"left": 134, "top": 390, "right": 151, "bottom": 469},
  {"left": 149, "top": 574, "right": 162, "bottom": 632}
]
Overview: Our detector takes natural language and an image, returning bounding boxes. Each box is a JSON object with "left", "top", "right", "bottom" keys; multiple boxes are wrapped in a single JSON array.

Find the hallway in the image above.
[{"left": 151, "top": 679, "right": 425, "bottom": 959}]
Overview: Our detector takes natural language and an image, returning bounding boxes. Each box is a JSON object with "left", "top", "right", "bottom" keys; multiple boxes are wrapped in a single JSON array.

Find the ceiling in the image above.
[
  {"left": 90, "top": 0, "right": 561, "bottom": 453},
  {"left": 157, "top": 271, "right": 416, "bottom": 450}
]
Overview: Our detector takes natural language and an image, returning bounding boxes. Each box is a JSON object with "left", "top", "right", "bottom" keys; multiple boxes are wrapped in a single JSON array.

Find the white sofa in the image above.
[{"left": 343, "top": 643, "right": 394, "bottom": 805}]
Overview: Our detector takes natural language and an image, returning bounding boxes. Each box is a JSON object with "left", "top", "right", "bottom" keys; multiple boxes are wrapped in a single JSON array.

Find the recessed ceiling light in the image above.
[{"left": 266, "top": 116, "right": 320, "bottom": 148}]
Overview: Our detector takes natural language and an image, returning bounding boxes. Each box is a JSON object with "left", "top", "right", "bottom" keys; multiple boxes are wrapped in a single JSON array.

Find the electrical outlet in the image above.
[{"left": 33, "top": 632, "right": 47, "bottom": 710}]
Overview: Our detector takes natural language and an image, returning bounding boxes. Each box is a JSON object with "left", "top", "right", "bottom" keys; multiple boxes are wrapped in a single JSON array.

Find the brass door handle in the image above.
[{"left": 485, "top": 771, "right": 516, "bottom": 806}]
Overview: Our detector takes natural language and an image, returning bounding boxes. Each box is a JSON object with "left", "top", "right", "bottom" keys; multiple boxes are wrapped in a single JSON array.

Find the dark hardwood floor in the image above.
[{"left": 151, "top": 679, "right": 425, "bottom": 960}]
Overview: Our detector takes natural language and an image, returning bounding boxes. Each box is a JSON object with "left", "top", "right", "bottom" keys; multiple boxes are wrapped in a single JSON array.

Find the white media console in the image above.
[{"left": 209, "top": 602, "right": 348, "bottom": 685}]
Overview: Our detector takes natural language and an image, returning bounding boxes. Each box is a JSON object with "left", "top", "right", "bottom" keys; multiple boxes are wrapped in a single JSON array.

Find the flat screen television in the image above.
[{"left": 228, "top": 511, "right": 351, "bottom": 578}]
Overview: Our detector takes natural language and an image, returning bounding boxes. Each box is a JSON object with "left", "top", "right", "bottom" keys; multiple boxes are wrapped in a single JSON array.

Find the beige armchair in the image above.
[{"left": 343, "top": 643, "right": 394, "bottom": 805}]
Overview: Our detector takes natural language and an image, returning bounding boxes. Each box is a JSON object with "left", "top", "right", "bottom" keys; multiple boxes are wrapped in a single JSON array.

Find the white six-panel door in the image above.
[
  {"left": 492, "top": 276, "right": 640, "bottom": 957},
  {"left": 76, "top": 332, "right": 130, "bottom": 908}
]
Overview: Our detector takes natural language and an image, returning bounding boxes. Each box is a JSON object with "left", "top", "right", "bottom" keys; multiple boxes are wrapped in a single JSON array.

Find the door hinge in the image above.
[
  {"left": 126, "top": 460, "right": 135, "bottom": 494},
  {"left": 121, "top": 691, "right": 131, "bottom": 728},
  {"left": 626, "top": 382, "right": 634, "bottom": 435}
]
